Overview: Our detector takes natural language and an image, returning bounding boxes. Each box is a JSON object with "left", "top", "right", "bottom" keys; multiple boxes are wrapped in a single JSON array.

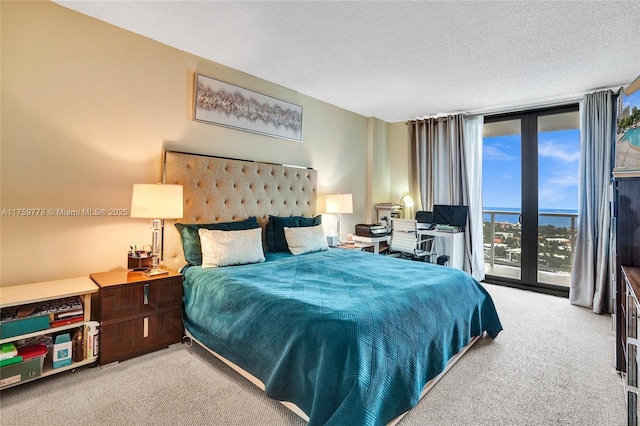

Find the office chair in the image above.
[{"left": 389, "top": 218, "right": 436, "bottom": 262}]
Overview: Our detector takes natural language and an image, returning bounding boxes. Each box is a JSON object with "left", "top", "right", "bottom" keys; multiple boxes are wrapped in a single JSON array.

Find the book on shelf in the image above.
[
  {"left": 50, "top": 315, "right": 84, "bottom": 328},
  {"left": 53, "top": 308, "right": 84, "bottom": 320}
]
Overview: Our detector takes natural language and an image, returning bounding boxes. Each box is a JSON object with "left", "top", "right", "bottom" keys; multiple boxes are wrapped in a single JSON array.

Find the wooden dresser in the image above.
[
  {"left": 90, "top": 269, "right": 183, "bottom": 365},
  {"left": 624, "top": 266, "right": 640, "bottom": 426},
  {"left": 614, "top": 175, "right": 640, "bottom": 374}
]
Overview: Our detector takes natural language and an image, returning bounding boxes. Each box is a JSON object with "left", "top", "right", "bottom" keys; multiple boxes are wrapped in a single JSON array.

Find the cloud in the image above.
[
  {"left": 548, "top": 174, "right": 579, "bottom": 187},
  {"left": 484, "top": 145, "right": 517, "bottom": 161},
  {"left": 539, "top": 187, "right": 565, "bottom": 203},
  {"left": 539, "top": 140, "right": 579, "bottom": 162},
  {"left": 539, "top": 171, "right": 579, "bottom": 207}
]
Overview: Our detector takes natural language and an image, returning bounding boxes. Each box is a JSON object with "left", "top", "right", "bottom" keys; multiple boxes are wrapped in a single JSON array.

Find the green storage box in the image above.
[
  {"left": 0, "top": 357, "right": 43, "bottom": 389},
  {"left": 0, "top": 315, "right": 50, "bottom": 339}
]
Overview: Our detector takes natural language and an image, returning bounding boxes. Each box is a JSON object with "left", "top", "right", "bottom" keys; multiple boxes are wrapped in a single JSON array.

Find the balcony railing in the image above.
[{"left": 483, "top": 209, "right": 578, "bottom": 285}]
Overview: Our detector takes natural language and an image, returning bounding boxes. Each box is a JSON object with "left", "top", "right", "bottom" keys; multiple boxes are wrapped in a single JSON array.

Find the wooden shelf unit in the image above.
[{"left": 0, "top": 277, "right": 99, "bottom": 389}]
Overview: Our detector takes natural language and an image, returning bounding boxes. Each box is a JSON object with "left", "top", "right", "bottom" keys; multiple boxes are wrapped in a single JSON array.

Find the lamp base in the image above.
[{"left": 142, "top": 267, "right": 169, "bottom": 278}]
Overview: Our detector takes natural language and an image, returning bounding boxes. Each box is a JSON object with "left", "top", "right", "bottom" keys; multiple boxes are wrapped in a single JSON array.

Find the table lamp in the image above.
[
  {"left": 131, "top": 183, "right": 183, "bottom": 276},
  {"left": 325, "top": 193, "right": 353, "bottom": 243}
]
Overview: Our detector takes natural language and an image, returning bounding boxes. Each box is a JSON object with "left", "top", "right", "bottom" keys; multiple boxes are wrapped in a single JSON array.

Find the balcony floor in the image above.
[{"left": 485, "top": 263, "right": 570, "bottom": 287}]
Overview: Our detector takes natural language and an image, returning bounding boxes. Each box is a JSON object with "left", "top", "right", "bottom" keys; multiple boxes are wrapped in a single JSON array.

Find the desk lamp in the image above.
[
  {"left": 131, "top": 183, "right": 183, "bottom": 276},
  {"left": 325, "top": 193, "right": 353, "bottom": 243},
  {"left": 400, "top": 192, "right": 414, "bottom": 219}
]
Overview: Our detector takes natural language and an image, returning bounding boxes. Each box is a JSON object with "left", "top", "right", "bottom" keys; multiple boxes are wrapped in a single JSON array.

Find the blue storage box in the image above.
[{"left": 0, "top": 315, "right": 50, "bottom": 339}]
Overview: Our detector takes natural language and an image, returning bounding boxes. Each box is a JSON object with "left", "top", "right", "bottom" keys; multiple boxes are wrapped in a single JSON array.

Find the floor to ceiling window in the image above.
[{"left": 482, "top": 105, "right": 579, "bottom": 295}]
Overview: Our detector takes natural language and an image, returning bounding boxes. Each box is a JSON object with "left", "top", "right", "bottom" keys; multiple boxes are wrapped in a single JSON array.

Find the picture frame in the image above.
[
  {"left": 614, "top": 77, "right": 640, "bottom": 174},
  {"left": 193, "top": 74, "right": 303, "bottom": 142}
]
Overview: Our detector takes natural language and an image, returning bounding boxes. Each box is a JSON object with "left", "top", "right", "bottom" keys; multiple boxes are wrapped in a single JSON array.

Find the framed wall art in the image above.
[
  {"left": 193, "top": 74, "right": 303, "bottom": 142},
  {"left": 615, "top": 74, "right": 640, "bottom": 174}
]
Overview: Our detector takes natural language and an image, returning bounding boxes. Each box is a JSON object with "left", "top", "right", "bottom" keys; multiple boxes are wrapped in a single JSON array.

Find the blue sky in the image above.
[
  {"left": 622, "top": 90, "right": 640, "bottom": 112},
  {"left": 483, "top": 129, "right": 580, "bottom": 211}
]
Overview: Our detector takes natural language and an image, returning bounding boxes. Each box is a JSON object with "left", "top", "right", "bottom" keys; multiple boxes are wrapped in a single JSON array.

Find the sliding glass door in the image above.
[{"left": 482, "top": 105, "right": 579, "bottom": 295}]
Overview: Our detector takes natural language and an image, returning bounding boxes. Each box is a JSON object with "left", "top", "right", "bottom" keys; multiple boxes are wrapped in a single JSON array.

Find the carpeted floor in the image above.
[{"left": 0, "top": 283, "right": 626, "bottom": 426}]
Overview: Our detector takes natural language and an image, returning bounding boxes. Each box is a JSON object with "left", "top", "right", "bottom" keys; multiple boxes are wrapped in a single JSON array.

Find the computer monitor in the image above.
[
  {"left": 432, "top": 205, "right": 468, "bottom": 230},
  {"left": 415, "top": 210, "right": 433, "bottom": 224}
]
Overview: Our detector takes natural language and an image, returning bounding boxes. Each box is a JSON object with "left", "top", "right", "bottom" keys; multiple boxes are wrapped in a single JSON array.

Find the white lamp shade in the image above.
[
  {"left": 401, "top": 193, "right": 414, "bottom": 208},
  {"left": 325, "top": 193, "right": 353, "bottom": 214},
  {"left": 130, "top": 184, "right": 183, "bottom": 219}
]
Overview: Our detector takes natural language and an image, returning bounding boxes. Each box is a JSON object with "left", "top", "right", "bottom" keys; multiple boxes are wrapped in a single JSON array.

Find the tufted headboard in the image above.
[{"left": 162, "top": 150, "right": 318, "bottom": 271}]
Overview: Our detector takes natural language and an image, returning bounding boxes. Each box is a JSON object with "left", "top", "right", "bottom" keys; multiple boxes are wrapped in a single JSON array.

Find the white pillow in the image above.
[
  {"left": 284, "top": 224, "right": 329, "bottom": 255},
  {"left": 199, "top": 228, "right": 265, "bottom": 268}
]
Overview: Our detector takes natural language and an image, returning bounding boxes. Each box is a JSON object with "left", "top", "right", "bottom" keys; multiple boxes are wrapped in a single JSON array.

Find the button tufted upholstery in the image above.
[{"left": 162, "top": 151, "right": 318, "bottom": 270}]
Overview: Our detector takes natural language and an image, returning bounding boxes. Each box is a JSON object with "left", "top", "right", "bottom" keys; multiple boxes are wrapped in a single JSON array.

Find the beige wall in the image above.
[
  {"left": 0, "top": 1, "right": 381, "bottom": 286},
  {"left": 388, "top": 121, "right": 411, "bottom": 209},
  {"left": 369, "top": 118, "right": 390, "bottom": 222}
]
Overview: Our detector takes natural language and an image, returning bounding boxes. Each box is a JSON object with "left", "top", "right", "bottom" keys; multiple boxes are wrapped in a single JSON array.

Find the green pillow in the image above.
[
  {"left": 266, "top": 215, "right": 322, "bottom": 252},
  {"left": 175, "top": 217, "right": 259, "bottom": 265}
]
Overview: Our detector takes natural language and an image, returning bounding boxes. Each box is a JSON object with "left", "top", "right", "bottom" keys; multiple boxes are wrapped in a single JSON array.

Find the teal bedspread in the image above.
[{"left": 183, "top": 249, "right": 502, "bottom": 425}]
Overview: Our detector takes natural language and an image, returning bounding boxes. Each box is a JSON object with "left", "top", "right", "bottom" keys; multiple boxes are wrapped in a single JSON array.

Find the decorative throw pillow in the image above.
[
  {"left": 175, "top": 217, "right": 259, "bottom": 265},
  {"left": 284, "top": 224, "right": 329, "bottom": 255},
  {"left": 266, "top": 215, "right": 322, "bottom": 252},
  {"left": 199, "top": 228, "right": 265, "bottom": 268}
]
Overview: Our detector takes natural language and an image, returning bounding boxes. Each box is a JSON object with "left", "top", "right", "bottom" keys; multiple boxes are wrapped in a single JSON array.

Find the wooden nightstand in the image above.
[{"left": 90, "top": 269, "right": 183, "bottom": 365}]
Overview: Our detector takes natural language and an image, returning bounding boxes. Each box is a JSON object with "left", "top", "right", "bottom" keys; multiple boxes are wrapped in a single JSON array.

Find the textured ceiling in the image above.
[{"left": 54, "top": 1, "right": 640, "bottom": 122}]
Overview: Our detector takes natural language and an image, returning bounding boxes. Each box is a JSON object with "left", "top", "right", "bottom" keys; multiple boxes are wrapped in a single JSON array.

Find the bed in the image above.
[{"left": 162, "top": 150, "right": 502, "bottom": 426}]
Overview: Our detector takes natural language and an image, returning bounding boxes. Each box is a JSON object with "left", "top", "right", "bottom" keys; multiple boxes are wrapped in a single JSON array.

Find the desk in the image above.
[
  {"left": 417, "top": 229, "right": 465, "bottom": 270},
  {"left": 351, "top": 235, "right": 389, "bottom": 254}
]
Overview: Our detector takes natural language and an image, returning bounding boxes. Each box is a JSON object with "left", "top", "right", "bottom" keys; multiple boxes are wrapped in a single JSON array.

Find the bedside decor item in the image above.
[
  {"left": 325, "top": 193, "right": 353, "bottom": 243},
  {"left": 130, "top": 183, "right": 184, "bottom": 277},
  {"left": 194, "top": 73, "right": 303, "bottom": 142}
]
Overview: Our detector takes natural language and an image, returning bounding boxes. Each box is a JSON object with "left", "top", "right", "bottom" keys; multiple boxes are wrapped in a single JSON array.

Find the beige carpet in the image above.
[{"left": 0, "top": 283, "right": 626, "bottom": 426}]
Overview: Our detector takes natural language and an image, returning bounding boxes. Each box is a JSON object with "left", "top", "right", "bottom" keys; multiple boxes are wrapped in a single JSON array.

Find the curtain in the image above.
[
  {"left": 569, "top": 89, "right": 616, "bottom": 313},
  {"left": 408, "top": 114, "right": 485, "bottom": 281},
  {"left": 463, "top": 115, "right": 486, "bottom": 281}
]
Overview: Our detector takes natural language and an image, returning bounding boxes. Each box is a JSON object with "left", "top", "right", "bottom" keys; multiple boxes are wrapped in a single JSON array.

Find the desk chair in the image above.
[{"left": 389, "top": 219, "right": 436, "bottom": 262}]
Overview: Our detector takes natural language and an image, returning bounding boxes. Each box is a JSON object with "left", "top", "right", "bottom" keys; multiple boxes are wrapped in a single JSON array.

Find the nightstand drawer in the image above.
[
  {"left": 99, "top": 309, "right": 182, "bottom": 364},
  {"left": 99, "top": 276, "right": 182, "bottom": 323}
]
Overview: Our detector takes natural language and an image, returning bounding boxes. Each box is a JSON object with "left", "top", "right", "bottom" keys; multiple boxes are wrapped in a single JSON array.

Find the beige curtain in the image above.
[{"left": 408, "top": 114, "right": 485, "bottom": 280}]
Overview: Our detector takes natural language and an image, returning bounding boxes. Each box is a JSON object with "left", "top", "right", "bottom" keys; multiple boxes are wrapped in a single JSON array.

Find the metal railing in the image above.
[{"left": 483, "top": 209, "right": 578, "bottom": 275}]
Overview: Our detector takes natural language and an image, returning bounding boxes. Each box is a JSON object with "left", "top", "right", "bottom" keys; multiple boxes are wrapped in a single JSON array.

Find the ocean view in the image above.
[{"left": 483, "top": 207, "right": 578, "bottom": 228}]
